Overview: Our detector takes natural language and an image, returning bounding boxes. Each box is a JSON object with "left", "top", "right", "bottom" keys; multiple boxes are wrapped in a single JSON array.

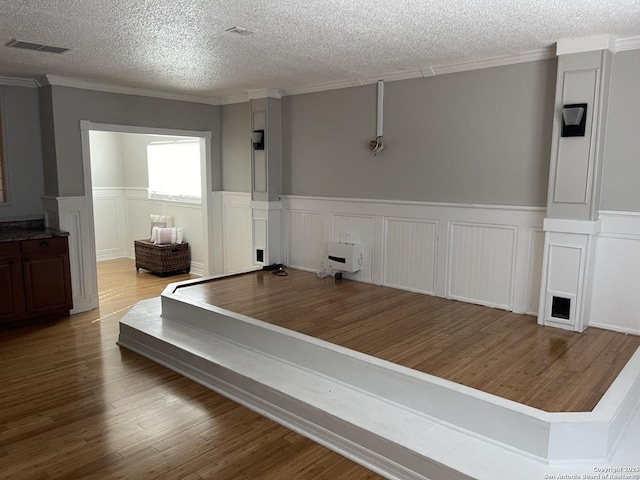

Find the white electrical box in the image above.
[{"left": 328, "top": 242, "right": 363, "bottom": 273}]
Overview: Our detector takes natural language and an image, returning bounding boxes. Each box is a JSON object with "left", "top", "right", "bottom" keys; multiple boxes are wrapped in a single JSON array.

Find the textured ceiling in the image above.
[{"left": 1, "top": 0, "right": 640, "bottom": 99}]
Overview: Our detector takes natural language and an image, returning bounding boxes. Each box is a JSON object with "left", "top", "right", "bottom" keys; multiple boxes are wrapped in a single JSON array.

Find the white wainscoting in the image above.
[
  {"left": 43, "top": 195, "right": 98, "bottom": 314},
  {"left": 590, "top": 211, "right": 640, "bottom": 335},
  {"left": 287, "top": 210, "right": 325, "bottom": 270},
  {"left": 92, "top": 189, "right": 254, "bottom": 277},
  {"left": 93, "top": 188, "right": 206, "bottom": 275},
  {"left": 448, "top": 222, "right": 517, "bottom": 310},
  {"left": 93, "top": 188, "right": 126, "bottom": 260},
  {"left": 282, "top": 196, "right": 546, "bottom": 314},
  {"left": 222, "top": 192, "right": 254, "bottom": 273},
  {"left": 383, "top": 218, "right": 437, "bottom": 295},
  {"left": 123, "top": 189, "right": 205, "bottom": 275},
  {"left": 525, "top": 228, "right": 545, "bottom": 316}
]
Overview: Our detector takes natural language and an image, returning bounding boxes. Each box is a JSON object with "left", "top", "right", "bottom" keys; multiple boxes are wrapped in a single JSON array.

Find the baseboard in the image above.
[{"left": 96, "top": 251, "right": 129, "bottom": 262}]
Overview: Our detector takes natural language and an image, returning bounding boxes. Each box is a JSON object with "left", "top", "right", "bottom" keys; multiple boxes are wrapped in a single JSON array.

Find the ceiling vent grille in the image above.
[
  {"left": 225, "top": 26, "right": 254, "bottom": 36},
  {"left": 5, "top": 39, "right": 71, "bottom": 54}
]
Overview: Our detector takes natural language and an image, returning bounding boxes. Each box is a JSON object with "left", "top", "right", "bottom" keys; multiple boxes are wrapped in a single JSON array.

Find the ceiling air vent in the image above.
[
  {"left": 5, "top": 39, "right": 71, "bottom": 54},
  {"left": 225, "top": 26, "right": 254, "bottom": 36}
]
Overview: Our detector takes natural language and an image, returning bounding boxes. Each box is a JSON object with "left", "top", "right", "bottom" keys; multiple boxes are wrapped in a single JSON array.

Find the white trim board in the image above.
[{"left": 37, "top": 75, "right": 220, "bottom": 105}]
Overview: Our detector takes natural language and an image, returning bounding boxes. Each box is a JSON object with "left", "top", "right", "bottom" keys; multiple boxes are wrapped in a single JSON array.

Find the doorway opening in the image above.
[
  {"left": 89, "top": 131, "right": 205, "bottom": 274},
  {"left": 80, "top": 121, "right": 214, "bottom": 311}
]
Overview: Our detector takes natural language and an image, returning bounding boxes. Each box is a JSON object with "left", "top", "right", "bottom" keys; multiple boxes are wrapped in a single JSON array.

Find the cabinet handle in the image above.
[{"left": 39, "top": 241, "right": 49, "bottom": 248}]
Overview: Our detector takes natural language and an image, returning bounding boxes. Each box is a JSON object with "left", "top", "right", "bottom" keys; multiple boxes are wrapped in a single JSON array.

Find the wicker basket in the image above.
[{"left": 134, "top": 239, "right": 190, "bottom": 276}]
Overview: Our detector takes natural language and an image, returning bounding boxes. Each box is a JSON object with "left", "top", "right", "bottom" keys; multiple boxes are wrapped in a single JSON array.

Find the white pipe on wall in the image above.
[{"left": 376, "top": 80, "right": 384, "bottom": 138}]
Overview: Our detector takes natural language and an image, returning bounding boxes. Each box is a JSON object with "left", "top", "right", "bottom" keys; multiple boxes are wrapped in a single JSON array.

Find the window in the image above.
[{"left": 147, "top": 140, "right": 201, "bottom": 203}]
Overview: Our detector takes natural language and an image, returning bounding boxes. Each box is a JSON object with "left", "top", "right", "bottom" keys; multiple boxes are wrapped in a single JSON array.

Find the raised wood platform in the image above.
[
  {"left": 172, "top": 269, "right": 640, "bottom": 413},
  {"left": 118, "top": 269, "right": 640, "bottom": 479}
]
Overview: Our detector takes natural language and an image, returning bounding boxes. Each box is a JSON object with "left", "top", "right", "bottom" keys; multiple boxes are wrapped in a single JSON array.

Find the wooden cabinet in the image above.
[
  {"left": 0, "top": 242, "right": 25, "bottom": 323},
  {"left": 0, "top": 237, "right": 72, "bottom": 325}
]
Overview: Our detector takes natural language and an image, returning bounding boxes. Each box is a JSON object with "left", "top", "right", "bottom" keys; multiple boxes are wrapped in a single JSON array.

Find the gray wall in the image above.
[
  {"left": 41, "top": 86, "right": 221, "bottom": 197},
  {"left": 120, "top": 133, "right": 183, "bottom": 188},
  {"left": 221, "top": 102, "right": 251, "bottom": 192},
  {"left": 39, "top": 86, "right": 58, "bottom": 199},
  {"left": 282, "top": 59, "right": 556, "bottom": 206},
  {"left": 601, "top": 49, "right": 640, "bottom": 212},
  {"left": 0, "top": 86, "right": 45, "bottom": 220},
  {"left": 89, "top": 131, "right": 123, "bottom": 188},
  {"left": 90, "top": 132, "right": 204, "bottom": 189}
]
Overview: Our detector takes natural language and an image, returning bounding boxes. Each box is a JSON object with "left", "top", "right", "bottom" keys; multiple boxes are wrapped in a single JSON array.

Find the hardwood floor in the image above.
[
  {"left": 174, "top": 268, "right": 640, "bottom": 413},
  {"left": 0, "top": 259, "right": 384, "bottom": 480}
]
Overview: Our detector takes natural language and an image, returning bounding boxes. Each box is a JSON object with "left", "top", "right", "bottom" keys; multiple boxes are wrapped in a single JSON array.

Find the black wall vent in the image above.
[{"left": 551, "top": 296, "right": 571, "bottom": 320}]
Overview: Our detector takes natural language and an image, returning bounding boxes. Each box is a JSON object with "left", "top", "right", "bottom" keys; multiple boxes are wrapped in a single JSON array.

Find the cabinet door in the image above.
[
  {"left": 22, "top": 251, "right": 72, "bottom": 316},
  {"left": 0, "top": 254, "right": 25, "bottom": 323}
]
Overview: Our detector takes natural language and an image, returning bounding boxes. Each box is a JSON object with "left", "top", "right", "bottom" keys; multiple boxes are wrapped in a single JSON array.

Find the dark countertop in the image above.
[
  {"left": 0, "top": 220, "right": 70, "bottom": 243},
  {"left": 0, "top": 227, "right": 70, "bottom": 243}
]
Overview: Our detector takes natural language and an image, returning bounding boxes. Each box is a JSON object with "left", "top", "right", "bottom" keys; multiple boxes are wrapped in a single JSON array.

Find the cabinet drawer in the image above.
[
  {"left": 21, "top": 237, "right": 68, "bottom": 254},
  {"left": 0, "top": 242, "right": 20, "bottom": 256}
]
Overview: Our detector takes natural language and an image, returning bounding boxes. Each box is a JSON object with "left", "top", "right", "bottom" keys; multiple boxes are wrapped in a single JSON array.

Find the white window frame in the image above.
[{"left": 146, "top": 139, "right": 202, "bottom": 204}]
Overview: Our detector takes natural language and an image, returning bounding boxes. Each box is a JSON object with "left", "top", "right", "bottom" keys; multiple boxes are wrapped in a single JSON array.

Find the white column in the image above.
[
  {"left": 249, "top": 90, "right": 283, "bottom": 267},
  {"left": 538, "top": 36, "right": 614, "bottom": 331},
  {"left": 251, "top": 200, "right": 282, "bottom": 266},
  {"left": 538, "top": 219, "right": 600, "bottom": 331}
]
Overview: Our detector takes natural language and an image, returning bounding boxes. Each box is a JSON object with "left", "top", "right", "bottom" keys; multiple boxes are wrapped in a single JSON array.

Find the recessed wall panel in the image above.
[
  {"left": 383, "top": 218, "right": 437, "bottom": 294},
  {"left": 553, "top": 69, "right": 598, "bottom": 205},
  {"left": 287, "top": 210, "right": 324, "bottom": 270},
  {"left": 224, "top": 204, "right": 253, "bottom": 272},
  {"left": 448, "top": 223, "right": 516, "bottom": 309}
]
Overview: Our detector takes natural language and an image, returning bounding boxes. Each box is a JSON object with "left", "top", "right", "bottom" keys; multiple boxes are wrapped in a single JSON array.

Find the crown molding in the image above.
[
  {"left": 220, "top": 94, "right": 250, "bottom": 105},
  {"left": 277, "top": 68, "right": 436, "bottom": 97},
  {"left": 221, "top": 88, "right": 286, "bottom": 103},
  {"left": 279, "top": 79, "right": 360, "bottom": 96},
  {"left": 557, "top": 35, "right": 616, "bottom": 55},
  {"left": 247, "top": 88, "right": 282, "bottom": 100},
  {"left": 432, "top": 48, "right": 555, "bottom": 76},
  {"left": 0, "top": 76, "right": 38, "bottom": 88},
  {"left": 35, "top": 74, "right": 221, "bottom": 105},
  {"left": 273, "top": 47, "right": 554, "bottom": 99},
  {"left": 615, "top": 35, "right": 640, "bottom": 52}
]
